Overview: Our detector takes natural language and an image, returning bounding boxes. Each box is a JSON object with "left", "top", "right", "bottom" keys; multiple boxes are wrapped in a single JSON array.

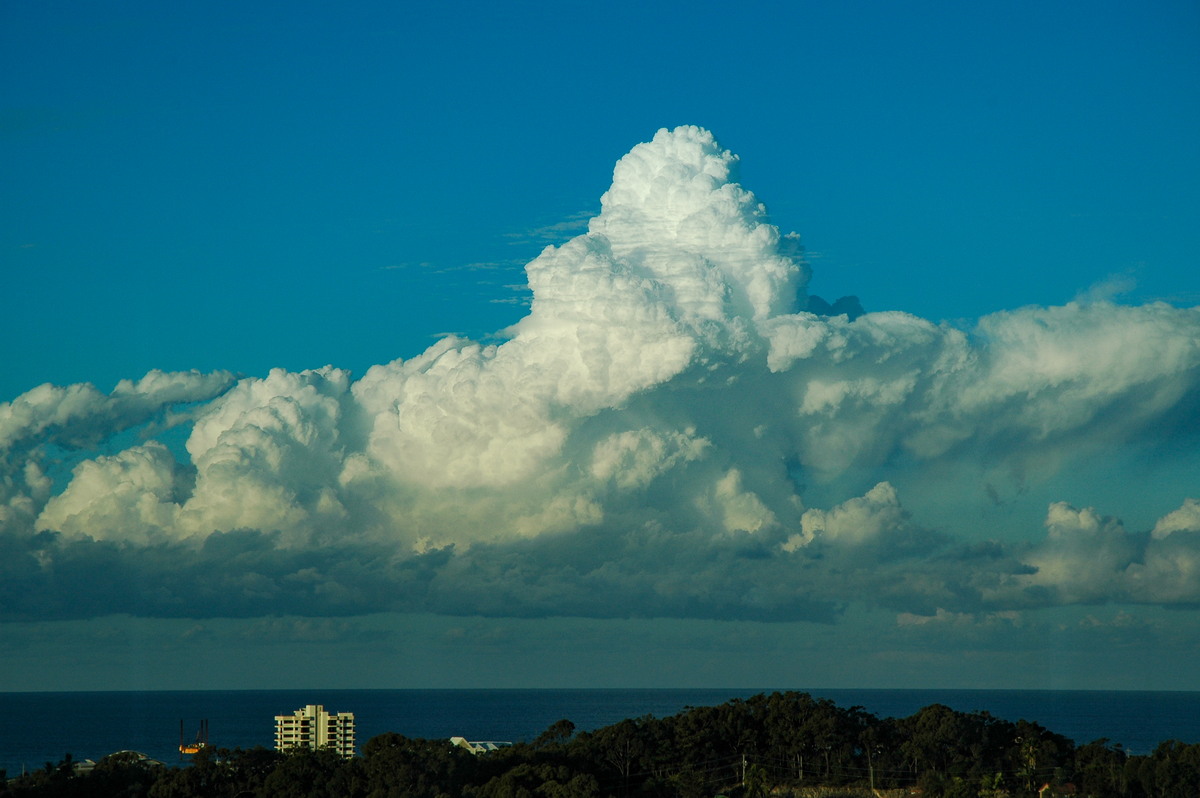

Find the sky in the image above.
[{"left": 2, "top": 0, "right": 1199, "bottom": 692}]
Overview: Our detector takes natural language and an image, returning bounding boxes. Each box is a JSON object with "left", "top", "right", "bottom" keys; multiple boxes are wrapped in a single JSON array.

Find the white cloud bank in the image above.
[{"left": 2, "top": 126, "right": 1199, "bottom": 622}]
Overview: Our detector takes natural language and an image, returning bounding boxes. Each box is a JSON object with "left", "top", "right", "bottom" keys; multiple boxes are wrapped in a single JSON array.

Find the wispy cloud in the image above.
[{"left": 504, "top": 210, "right": 596, "bottom": 246}]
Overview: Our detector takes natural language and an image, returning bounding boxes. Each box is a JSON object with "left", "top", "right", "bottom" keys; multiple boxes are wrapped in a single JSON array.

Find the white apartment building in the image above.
[{"left": 274, "top": 704, "right": 356, "bottom": 758}]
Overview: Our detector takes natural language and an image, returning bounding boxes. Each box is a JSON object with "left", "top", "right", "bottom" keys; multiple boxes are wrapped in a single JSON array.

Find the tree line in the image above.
[{"left": 3, "top": 691, "right": 1197, "bottom": 798}]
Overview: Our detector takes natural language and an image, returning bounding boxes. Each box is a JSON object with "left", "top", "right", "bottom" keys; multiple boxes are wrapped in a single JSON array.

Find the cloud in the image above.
[
  {"left": 1019, "top": 503, "right": 1141, "bottom": 604},
  {"left": 4, "top": 126, "right": 1200, "bottom": 626},
  {"left": 895, "top": 608, "right": 1022, "bottom": 628},
  {"left": 36, "top": 442, "right": 186, "bottom": 544},
  {"left": 0, "top": 369, "right": 235, "bottom": 539},
  {"left": 0, "top": 369, "right": 236, "bottom": 458},
  {"left": 1151, "top": 498, "right": 1200, "bottom": 539},
  {"left": 505, "top": 210, "right": 596, "bottom": 245},
  {"left": 1014, "top": 498, "right": 1200, "bottom": 607},
  {"left": 786, "top": 481, "right": 907, "bottom": 548}
]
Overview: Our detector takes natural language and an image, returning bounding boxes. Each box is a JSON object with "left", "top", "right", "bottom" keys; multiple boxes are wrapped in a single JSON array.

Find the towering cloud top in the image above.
[
  {"left": 3, "top": 126, "right": 1199, "bottom": 624},
  {"left": 588, "top": 125, "right": 807, "bottom": 323}
]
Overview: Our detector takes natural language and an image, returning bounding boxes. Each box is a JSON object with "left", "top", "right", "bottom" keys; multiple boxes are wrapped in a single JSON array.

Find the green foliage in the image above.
[
  {"left": 260, "top": 747, "right": 350, "bottom": 798},
  {"left": 1, "top": 750, "right": 163, "bottom": 798},
  {"left": 741, "top": 762, "right": 766, "bottom": 798},
  {"left": 466, "top": 762, "right": 600, "bottom": 798},
  {"left": 1140, "top": 739, "right": 1200, "bottom": 798},
  {"left": 144, "top": 746, "right": 284, "bottom": 798},
  {"left": 533, "top": 720, "right": 578, "bottom": 750},
  {"left": 360, "top": 732, "right": 477, "bottom": 798},
  {"left": 1074, "top": 739, "right": 1130, "bottom": 797}
]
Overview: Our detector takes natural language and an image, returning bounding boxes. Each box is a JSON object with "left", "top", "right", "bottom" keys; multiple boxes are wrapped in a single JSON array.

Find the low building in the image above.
[
  {"left": 450, "top": 736, "right": 512, "bottom": 754},
  {"left": 274, "top": 704, "right": 356, "bottom": 758}
]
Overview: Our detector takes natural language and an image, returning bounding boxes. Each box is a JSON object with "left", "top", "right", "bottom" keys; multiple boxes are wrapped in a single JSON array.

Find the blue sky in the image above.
[
  {"left": 2, "top": 1, "right": 1200, "bottom": 691},
  {"left": 6, "top": 0, "right": 1197, "bottom": 399}
]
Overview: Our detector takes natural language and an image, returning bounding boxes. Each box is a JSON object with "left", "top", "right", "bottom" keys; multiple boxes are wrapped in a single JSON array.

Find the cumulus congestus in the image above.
[{"left": 3, "top": 126, "right": 1199, "bottom": 623}]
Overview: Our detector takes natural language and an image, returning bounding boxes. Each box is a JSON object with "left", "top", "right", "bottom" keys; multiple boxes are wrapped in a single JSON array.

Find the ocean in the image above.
[{"left": 2, "top": 688, "right": 1198, "bottom": 778}]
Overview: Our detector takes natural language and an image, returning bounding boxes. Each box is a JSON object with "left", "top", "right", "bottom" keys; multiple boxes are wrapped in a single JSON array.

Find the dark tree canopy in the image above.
[{"left": 3, "top": 692, "right": 1197, "bottom": 798}]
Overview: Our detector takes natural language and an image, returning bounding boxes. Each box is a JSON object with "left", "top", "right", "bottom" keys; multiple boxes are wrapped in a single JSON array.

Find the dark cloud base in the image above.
[{"left": 1, "top": 514, "right": 1138, "bottom": 626}]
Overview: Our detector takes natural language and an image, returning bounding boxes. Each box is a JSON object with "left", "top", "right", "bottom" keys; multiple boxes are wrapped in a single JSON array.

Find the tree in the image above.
[
  {"left": 360, "top": 732, "right": 476, "bottom": 798},
  {"left": 1074, "top": 739, "right": 1128, "bottom": 798},
  {"left": 533, "top": 720, "right": 577, "bottom": 750},
  {"left": 259, "top": 747, "right": 350, "bottom": 798},
  {"left": 1140, "top": 740, "right": 1200, "bottom": 798}
]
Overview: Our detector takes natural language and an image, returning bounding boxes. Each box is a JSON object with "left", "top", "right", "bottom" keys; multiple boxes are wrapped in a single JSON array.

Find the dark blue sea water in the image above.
[{"left": 2, "top": 688, "right": 1197, "bottom": 778}]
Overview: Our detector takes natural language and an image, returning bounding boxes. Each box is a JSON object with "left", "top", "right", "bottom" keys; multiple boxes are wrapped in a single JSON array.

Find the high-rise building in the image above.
[{"left": 274, "top": 704, "right": 356, "bottom": 758}]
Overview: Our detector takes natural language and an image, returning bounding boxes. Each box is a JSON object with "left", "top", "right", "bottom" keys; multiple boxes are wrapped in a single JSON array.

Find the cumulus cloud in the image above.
[
  {"left": 1019, "top": 503, "right": 1141, "bottom": 604},
  {"left": 1152, "top": 498, "right": 1200, "bottom": 539},
  {"left": 36, "top": 442, "right": 185, "bottom": 544},
  {"left": 0, "top": 370, "right": 235, "bottom": 538},
  {"left": 1011, "top": 498, "right": 1200, "bottom": 607},
  {"left": 785, "top": 482, "right": 907, "bottom": 549},
  {"left": 4, "top": 126, "right": 1199, "bottom": 624},
  {"left": 0, "top": 369, "right": 235, "bottom": 458}
]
